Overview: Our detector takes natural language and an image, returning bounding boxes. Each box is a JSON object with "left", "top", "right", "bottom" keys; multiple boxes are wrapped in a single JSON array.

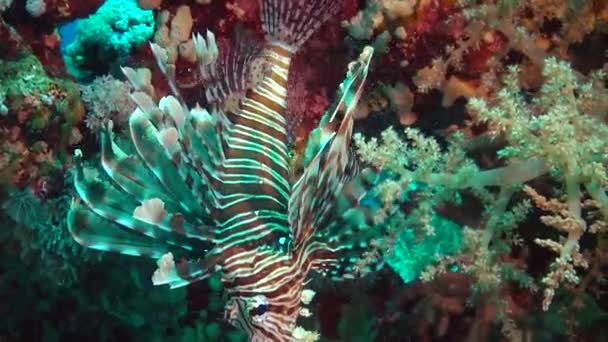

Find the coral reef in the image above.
[
  {"left": 0, "top": 53, "right": 83, "bottom": 189},
  {"left": 1, "top": 0, "right": 608, "bottom": 341}
]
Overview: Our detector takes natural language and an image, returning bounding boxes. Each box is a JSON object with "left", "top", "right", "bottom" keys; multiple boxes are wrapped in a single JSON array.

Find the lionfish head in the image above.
[{"left": 224, "top": 292, "right": 303, "bottom": 341}]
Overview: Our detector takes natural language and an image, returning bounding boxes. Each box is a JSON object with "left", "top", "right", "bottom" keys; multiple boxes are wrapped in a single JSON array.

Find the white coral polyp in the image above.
[
  {"left": 25, "top": 0, "right": 46, "bottom": 17},
  {"left": 292, "top": 326, "right": 320, "bottom": 342},
  {"left": 152, "top": 252, "right": 178, "bottom": 285},
  {"left": 133, "top": 198, "right": 167, "bottom": 224},
  {"left": 300, "top": 289, "right": 316, "bottom": 305}
]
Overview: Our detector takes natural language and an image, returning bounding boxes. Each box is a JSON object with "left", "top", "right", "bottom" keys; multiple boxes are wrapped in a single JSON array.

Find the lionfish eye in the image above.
[
  {"left": 247, "top": 295, "right": 270, "bottom": 320},
  {"left": 254, "top": 303, "right": 268, "bottom": 316}
]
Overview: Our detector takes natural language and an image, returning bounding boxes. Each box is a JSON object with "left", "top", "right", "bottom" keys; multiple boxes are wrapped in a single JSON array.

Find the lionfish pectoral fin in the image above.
[
  {"left": 305, "top": 167, "right": 383, "bottom": 280},
  {"left": 128, "top": 104, "right": 209, "bottom": 218},
  {"left": 331, "top": 177, "right": 388, "bottom": 280},
  {"left": 332, "top": 167, "right": 379, "bottom": 229},
  {"left": 70, "top": 150, "right": 213, "bottom": 253},
  {"left": 100, "top": 122, "right": 183, "bottom": 214},
  {"left": 151, "top": 251, "right": 220, "bottom": 289},
  {"left": 289, "top": 47, "right": 374, "bottom": 251},
  {"left": 302, "top": 46, "right": 375, "bottom": 168},
  {"left": 149, "top": 42, "right": 181, "bottom": 100},
  {"left": 323, "top": 46, "right": 374, "bottom": 128},
  {"left": 68, "top": 199, "right": 171, "bottom": 258}
]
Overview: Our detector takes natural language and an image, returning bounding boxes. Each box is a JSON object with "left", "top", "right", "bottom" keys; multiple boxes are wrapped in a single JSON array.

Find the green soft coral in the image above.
[
  {"left": 64, "top": 0, "right": 154, "bottom": 79},
  {"left": 354, "top": 56, "right": 608, "bottom": 313},
  {"left": 468, "top": 57, "right": 608, "bottom": 185},
  {"left": 385, "top": 212, "right": 463, "bottom": 283},
  {"left": 467, "top": 57, "right": 608, "bottom": 309}
]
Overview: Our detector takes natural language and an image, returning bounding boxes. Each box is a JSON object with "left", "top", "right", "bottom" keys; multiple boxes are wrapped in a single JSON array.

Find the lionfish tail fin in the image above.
[{"left": 259, "top": 0, "right": 342, "bottom": 51}]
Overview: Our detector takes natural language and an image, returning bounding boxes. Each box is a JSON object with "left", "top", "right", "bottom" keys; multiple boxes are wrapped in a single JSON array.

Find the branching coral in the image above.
[
  {"left": 345, "top": 0, "right": 608, "bottom": 133},
  {"left": 467, "top": 57, "right": 608, "bottom": 310},
  {"left": 353, "top": 56, "right": 608, "bottom": 337}
]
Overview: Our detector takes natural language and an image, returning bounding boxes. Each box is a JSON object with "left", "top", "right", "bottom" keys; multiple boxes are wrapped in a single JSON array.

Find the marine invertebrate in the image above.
[
  {"left": 0, "top": 52, "right": 84, "bottom": 188},
  {"left": 67, "top": 0, "right": 377, "bottom": 340},
  {"left": 80, "top": 74, "right": 135, "bottom": 133},
  {"left": 63, "top": 0, "right": 154, "bottom": 79},
  {"left": 152, "top": 5, "right": 196, "bottom": 64},
  {"left": 352, "top": 55, "right": 608, "bottom": 339},
  {"left": 25, "top": 0, "right": 47, "bottom": 17},
  {"left": 2, "top": 187, "right": 48, "bottom": 229}
]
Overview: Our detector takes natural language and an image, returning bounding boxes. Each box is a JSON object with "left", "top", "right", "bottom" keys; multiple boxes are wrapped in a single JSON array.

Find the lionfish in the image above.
[{"left": 67, "top": 0, "right": 378, "bottom": 340}]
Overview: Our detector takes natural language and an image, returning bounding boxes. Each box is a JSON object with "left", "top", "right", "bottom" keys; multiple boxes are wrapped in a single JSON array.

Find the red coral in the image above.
[
  {"left": 460, "top": 31, "right": 509, "bottom": 77},
  {"left": 0, "top": 17, "right": 24, "bottom": 60}
]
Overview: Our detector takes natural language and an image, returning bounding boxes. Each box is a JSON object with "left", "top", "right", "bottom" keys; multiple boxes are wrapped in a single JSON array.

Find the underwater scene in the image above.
[{"left": 1, "top": 0, "right": 607, "bottom": 341}]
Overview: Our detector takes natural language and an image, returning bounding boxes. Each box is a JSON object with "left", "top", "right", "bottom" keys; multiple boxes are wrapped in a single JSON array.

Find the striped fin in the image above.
[
  {"left": 151, "top": 251, "right": 221, "bottom": 289},
  {"left": 314, "top": 167, "right": 385, "bottom": 280},
  {"left": 128, "top": 90, "right": 233, "bottom": 219},
  {"left": 325, "top": 167, "right": 380, "bottom": 234},
  {"left": 69, "top": 187, "right": 219, "bottom": 288},
  {"left": 129, "top": 107, "right": 204, "bottom": 216},
  {"left": 260, "top": 0, "right": 342, "bottom": 51},
  {"left": 69, "top": 150, "right": 212, "bottom": 254},
  {"left": 192, "top": 30, "right": 220, "bottom": 84},
  {"left": 105, "top": 92, "right": 226, "bottom": 218},
  {"left": 68, "top": 69, "right": 229, "bottom": 285},
  {"left": 68, "top": 199, "right": 171, "bottom": 258},
  {"left": 100, "top": 123, "right": 185, "bottom": 218},
  {"left": 289, "top": 47, "right": 374, "bottom": 252},
  {"left": 301, "top": 167, "right": 384, "bottom": 282},
  {"left": 193, "top": 28, "right": 264, "bottom": 111},
  {"left": 150, "top": 42, "right": 181, "bottom": 99}
]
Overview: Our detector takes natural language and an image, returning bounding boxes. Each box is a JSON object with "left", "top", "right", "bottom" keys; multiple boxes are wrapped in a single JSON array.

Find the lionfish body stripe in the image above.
[{"left": 68, "top": 0, "right": 379, "bottom": 340}]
